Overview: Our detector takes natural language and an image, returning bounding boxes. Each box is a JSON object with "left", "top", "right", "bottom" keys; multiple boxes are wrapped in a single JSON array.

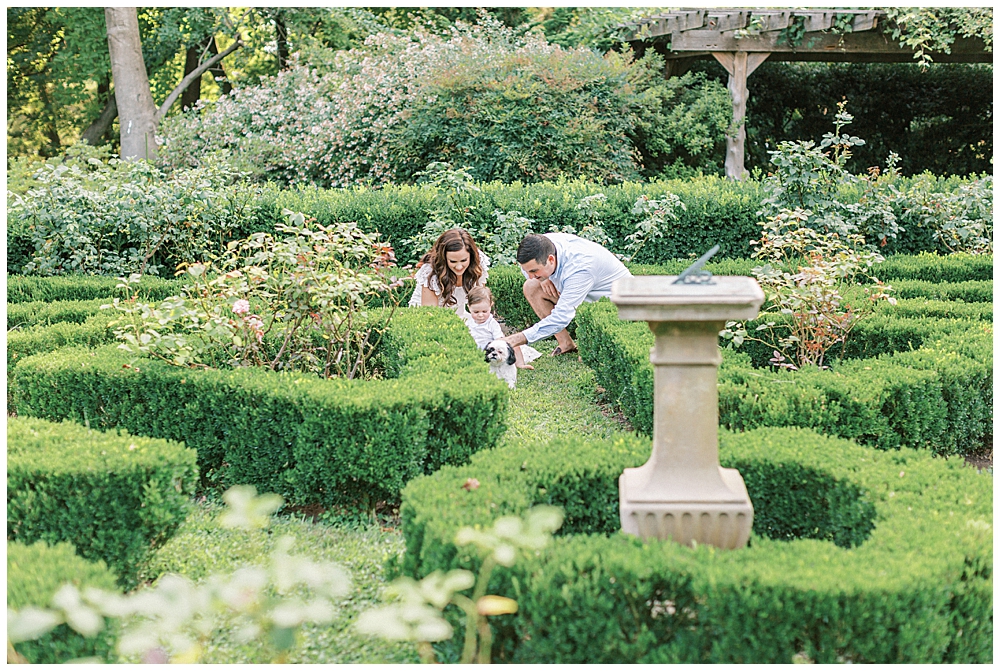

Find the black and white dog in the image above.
[{"left": 484, "top": 339, "right": 518, "bottom": 389}]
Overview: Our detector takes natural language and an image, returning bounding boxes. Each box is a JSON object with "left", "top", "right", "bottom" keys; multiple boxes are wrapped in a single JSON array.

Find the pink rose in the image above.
[{"left": 232, "top": 299, "right": 250, "bottom": 315}]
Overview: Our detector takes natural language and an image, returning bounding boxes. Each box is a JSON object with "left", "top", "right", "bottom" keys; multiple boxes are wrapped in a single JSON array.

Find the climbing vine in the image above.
[{"left": 885, "top": 8, "right": 993, "bottom": 66}]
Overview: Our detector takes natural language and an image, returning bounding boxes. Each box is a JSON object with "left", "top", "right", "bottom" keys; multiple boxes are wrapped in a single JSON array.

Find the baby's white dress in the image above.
[
  {"left": 407, "top": 250, "right": 491, "bottom": 320},
  {"left": 466, "top": 315, "right": 542, "bottom": 363}
]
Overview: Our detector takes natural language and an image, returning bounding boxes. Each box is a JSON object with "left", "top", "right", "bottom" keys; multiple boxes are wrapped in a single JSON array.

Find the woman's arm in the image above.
[{"left": 421, "top": 285, "right": 439, "bottom": 306}]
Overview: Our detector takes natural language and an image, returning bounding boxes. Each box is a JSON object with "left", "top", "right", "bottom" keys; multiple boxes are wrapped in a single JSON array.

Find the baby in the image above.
[{"left": 466, "top": 286, "right": 540, "bottom": 370}]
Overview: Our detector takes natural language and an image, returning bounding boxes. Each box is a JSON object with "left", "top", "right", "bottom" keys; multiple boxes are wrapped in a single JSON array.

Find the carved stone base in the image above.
[{"left": 619, "top": 467, "right": 754, "bottom": 549}]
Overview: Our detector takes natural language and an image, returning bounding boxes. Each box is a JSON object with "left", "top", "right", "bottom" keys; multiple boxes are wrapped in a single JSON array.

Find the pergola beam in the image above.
[{"left": 623, "top": 7, "right": 992, "bottom": 180}]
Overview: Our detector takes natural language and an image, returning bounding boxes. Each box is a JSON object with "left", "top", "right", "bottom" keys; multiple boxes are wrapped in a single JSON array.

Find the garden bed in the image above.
[
  {"left": 10, "top": 307, "right": 508, "bottom": 507},
  {"left": 396, "top": 427, "right": 992, "bottom": 663},
  {"left": 575, "top": 300, "right": 991, "bottom": 457}
]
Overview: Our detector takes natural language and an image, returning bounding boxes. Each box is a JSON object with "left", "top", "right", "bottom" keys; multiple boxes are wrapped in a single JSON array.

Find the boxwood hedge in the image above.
[
  {"left": 575, "top": 301, "right": 991, "bottom": 457},
  {"left": 484, "top": 256, "right": 992, "bottom": 334},
  {"left": 9, "top": 179, "right": 989, "bottom": 275},
  {"left": 7, "top": 312, "right": 117, "bottom": 376},
  {"left": 7, "top": 298, "right": 108, "bottom": 330},
  {"left": 10, "top": 307, "right": 508, "bottom": 507},
  {"left": 8, "top": 541, "right": 120, "bottom": 664},
  {"left": 7, "top": 416, "right": 198, "bottom": 588},
  {"left": 396, "top": 427, "right": 992, "bottom": 663},
  {"left": 7, "top": 274, "right": 184, "bottom": 303}
]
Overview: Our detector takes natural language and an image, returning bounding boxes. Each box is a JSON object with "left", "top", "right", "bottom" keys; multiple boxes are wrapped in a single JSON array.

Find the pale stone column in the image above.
[{"left": 611, "top": 276, "right": 764, "bottom": 549}]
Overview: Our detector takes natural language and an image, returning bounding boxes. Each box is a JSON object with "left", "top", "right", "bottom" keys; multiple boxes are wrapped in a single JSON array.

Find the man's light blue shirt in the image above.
[{"left": 521, "top": 233, "right": 632, "bottom": 343}]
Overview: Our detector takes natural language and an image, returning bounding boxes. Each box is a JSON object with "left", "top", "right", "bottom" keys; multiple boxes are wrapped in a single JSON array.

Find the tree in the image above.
[
  {"left": 103, "top": 7, "right": 246, "bottom": 160},
  {"left": 105, "top": 7, "right": 158, "bottom": 160}
]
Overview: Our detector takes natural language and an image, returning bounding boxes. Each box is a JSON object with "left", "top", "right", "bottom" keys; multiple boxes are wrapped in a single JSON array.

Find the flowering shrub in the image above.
[
  {"left": 157, "top": 17, "right": 730, "bottom": 187},
  {"left": 106, "top": 210, "right": 403, "bottom": 378},
  {"left": 8, "top": 157, "right": 261, "bottom": 277},
  {"left": 897, "top": 173, "right": 993, "bottom": 254},
  {"left": 7, "top": 486, "right": 351, "bottom": 665},
  {"left": 759, "top": 101, "right": 902, "bottom": 247},
  {"left": 721, "top": 208, "right": 895, "bottom": 370},
  {"left": 356, "top": 505, "right": 563, "bottom": 663}
]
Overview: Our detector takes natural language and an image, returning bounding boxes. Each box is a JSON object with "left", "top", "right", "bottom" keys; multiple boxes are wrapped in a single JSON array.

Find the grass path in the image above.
[{"left": 143, "top": 339, "right": 631, "bottom": 663}]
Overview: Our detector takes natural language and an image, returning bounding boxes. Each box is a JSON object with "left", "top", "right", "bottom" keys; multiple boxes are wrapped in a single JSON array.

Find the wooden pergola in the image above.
[{"left": 622, "top": 9, "right": 992, "bottom": 179}]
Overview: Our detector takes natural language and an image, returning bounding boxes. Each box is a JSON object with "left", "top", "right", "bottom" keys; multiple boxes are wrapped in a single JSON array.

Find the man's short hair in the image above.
[{"left": 516, "top": 234, "right": 556, "bottom": 265}]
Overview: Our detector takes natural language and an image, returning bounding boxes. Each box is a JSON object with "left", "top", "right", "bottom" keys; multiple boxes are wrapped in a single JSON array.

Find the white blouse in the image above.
[{"left": 407, "top": 250, "right": 490, "bottom": 320}]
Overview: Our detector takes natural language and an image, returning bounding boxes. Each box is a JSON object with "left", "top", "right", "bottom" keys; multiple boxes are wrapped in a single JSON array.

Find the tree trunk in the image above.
[
  {"left": 79, "top": 79, "right": 118, "bottom": 147},
  {"left": 105, "top": 7, "right": 157, "bottom": 160},
  {"left": 180, "top": 45, "right": 202, "bottom": 111},
  {"left": 207, "top": 37, "right": 233, "bottom": 96},
  {"left": 36, "top": 83, "right": 62, "bottom": 157},
  {"left": 274, "top": 12, "right": 290, "bottom": 69}
]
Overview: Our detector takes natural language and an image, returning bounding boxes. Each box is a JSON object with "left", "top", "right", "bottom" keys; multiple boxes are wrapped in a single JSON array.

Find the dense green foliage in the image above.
[
  {"left": 7, "top": 541, "right": 120, "bottom": 664},
  {"left": 742, "top": 62, "right": 992, "bottom": 177},
  {"left": 397, "top": 427, "right": 992, "bottom": 662},
  {"left": 9, "top": 165, "right": 990, "bottom": 276},
  {"left": 889, "top": 279, "right": 993, "bottom": 303},
  {"left": 10, "top": 308, "right": 508, "bottom": 507},
  {"left": 576, "top": 299, "right": 991, "bottom": 457},
  {"left": 7, "top": 417, "right": 198, "bottom": 588},
  {"left": 138, "top": 502, "right": 418, "bottom": 663},
  {"left": 7, "top": 159, "right": 266, "bottom": 276},
  {"left": 7, "top": 312, "right": 116, "bottom": 375},
  {"left": 8, "top": 298, "right": 108, "bottom": 330},
  {"left": 6, "top": 271, "right": 185, "bottom": 303},
  {"left": 157, "top": 19, "right": 730, "bottom": 188}
]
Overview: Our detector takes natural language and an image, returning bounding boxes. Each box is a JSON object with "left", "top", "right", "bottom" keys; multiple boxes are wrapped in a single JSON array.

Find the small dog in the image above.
[{"left": 484, "top": 339, "right": 518, "bottom": 389}]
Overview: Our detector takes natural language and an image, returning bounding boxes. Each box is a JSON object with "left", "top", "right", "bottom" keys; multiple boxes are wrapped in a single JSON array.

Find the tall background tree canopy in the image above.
[{"left": 7, "top": 7, "right": 993, "bottom": 183}]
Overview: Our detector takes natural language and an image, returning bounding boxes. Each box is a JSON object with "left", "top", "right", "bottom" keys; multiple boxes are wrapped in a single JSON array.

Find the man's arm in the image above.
[{"left": 512, "top": 270, "right": 595, "bottom": 345}]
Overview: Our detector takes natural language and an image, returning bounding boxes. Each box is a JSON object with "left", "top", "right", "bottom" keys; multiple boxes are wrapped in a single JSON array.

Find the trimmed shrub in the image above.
[
  {"left": 891, "top": 279, "right": 993, "bottom": 303},
  {"left": 7, "top": 417, "right": 198, "bottom": 588},
  {"left": 8, "top": 541, "right": 119, "bottom": 664},
  {"left": 7, "top": 274, "right": 185, "bottom": 303},
  {"left": 7, "top": 298, "right": 107, "bottom": 330},
  {"left": 878, "top": 298, "right": 992, "bottom": 322},
  {"left": 7, "top": 312, "right": 117, "bottom": 375},
  {"left": 397, "top": 427, "right": 992, "bottom": 663},
  {"left": 10, "top": 308, "right": 508, "bottom": 507},
  {"left": 877, "top": 252, "right": 993, "bottom": 283},
  {"left": 575, "top": 300, "right": 991, "bottom": 457}
]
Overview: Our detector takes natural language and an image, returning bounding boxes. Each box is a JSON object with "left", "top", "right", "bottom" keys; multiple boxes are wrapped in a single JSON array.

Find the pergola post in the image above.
[{"left": 712, "top": 51, "right": 769, "bottom": 180}]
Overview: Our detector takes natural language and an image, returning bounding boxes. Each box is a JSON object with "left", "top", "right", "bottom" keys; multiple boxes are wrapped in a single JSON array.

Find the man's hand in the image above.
[
  {"left": 504, "top": 332, "right": 528, "bottom": 348},
  {"left": 539, "top": 279, "right": 559, "bottom": 300}
]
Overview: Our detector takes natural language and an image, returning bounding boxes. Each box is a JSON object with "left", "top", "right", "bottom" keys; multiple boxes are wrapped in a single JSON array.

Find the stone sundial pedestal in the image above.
[{"left": 611, "top": 274, "right": 764, "bottom": 550}]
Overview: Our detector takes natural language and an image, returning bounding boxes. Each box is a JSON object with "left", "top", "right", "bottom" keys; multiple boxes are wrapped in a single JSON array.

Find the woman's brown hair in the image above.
[{"left": 424, "top": 229, "right": 483, "bottom": 307}]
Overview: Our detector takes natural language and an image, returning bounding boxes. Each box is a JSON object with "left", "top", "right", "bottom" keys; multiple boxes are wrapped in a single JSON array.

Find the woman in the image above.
[{"left": 408, "top": 228, "right": 489, "bottom": 320}]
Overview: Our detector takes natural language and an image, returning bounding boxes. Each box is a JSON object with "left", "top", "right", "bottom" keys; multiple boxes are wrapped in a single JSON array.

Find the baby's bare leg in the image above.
[{"left": 514, "top": 345, "right": 533, "bottom": 369}]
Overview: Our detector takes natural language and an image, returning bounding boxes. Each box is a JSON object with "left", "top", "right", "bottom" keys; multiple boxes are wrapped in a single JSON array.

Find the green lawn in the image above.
[{"left": 141, "top": 340, "right": 629, "bottom": 663}]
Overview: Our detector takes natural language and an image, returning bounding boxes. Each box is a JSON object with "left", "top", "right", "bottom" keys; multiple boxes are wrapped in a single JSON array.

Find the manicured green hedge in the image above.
[
  {"left": 7, "top": 298, "right": 107, "bottom": 330},
  {"left": 7, "top": 416, "right": 198, "bottom": 589},
  {"left": 7, "top": 312, "right": 118, "bottom": 375},
  {"left": 891, "top": 279, "right": 993, "bottom": 303},
  {"left": 396, "top": 427, "right": 992, "bottom": 663},
  {"left": 7, "top": 274, "right": 185, "bottom": 303},
  {"left": 877, "top": 298, "right": 992, "bottom": 321},
  {"left": 575, "top": 301, "right": 992, "bottom": 457},
  {"left": 10, "top": 308, "right": 508, "bottom": 507},
  {"left": 251, "top": 179, "right": 980, "bottom": 264},
  {"left": 487, "top": 256, "right": 992, "bottom": 339},
  {"left": 8, "top": 541, "right": 120, "bottom": 664},
  {"left": 876, "top": 252, "right": 993, "bottom": 283}
]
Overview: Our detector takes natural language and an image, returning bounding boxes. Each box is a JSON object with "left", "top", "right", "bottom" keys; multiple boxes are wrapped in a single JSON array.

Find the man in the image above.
[{"left": 503, "top": 232, "right": 631, "bottom": 360}]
